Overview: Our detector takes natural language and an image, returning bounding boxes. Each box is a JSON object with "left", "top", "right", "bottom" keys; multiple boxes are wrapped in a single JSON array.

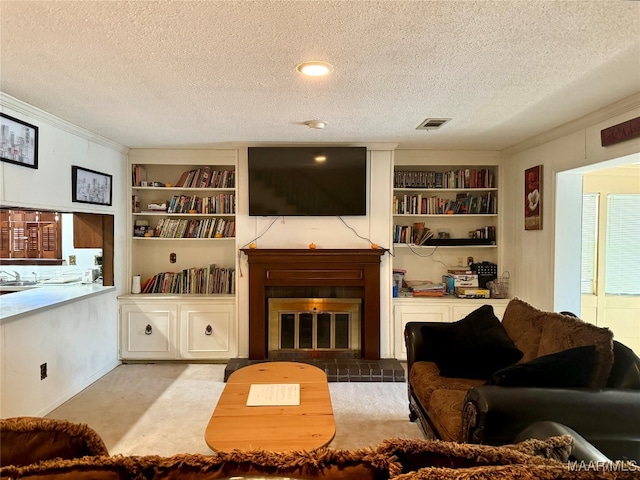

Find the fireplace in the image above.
[
  {"left": 268, "top": 298, "right": 361, "bottom": 358},
  {"left": 241, "top": 249, "right": 384, "bottom": 360}
]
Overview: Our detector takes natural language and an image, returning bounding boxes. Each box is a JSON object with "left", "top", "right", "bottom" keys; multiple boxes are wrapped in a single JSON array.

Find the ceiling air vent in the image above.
[{"left": 416, "top": 118, "right": 451, "bottom": 130}]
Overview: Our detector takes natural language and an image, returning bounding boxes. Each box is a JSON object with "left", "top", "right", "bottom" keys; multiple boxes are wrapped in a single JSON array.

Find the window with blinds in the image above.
[
  {"left": 581, "top": 194, "right": 599, "bottom": 295},
  {"left": 605, "top": 194, "right": 640, "bottom": 295}
]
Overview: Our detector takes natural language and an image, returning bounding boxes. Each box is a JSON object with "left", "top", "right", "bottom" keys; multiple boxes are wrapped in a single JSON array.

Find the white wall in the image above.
[
  {"left": 502, "top": 93, "right": 640, "bottom": 312},
  {"left": 0, "top": 93, "right": 128, "bottom": 417}
]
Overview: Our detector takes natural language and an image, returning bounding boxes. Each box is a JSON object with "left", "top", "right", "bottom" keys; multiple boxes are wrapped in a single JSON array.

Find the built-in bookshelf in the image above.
[
  {"left": 119, "top": 149, "right": 239, "bottom": 361},
  {"left": 391, "top": 153, "right": 501, "bottom": 296},
  {"left": 392, "top": 165, "right": 498, "bottom": 248},
  {"left": 126, "top": 150, "right": 238, "bottom": 294}
]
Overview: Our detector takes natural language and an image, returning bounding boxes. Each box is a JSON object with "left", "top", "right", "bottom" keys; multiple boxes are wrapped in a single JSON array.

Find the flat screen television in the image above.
[{"left": 248, "top": 146, "right": 367, "bottom": 216}]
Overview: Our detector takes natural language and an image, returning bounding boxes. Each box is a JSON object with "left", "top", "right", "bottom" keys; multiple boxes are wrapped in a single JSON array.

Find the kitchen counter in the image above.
[{"left": 0, "top": 283, "right": 115, "bottom": 322}]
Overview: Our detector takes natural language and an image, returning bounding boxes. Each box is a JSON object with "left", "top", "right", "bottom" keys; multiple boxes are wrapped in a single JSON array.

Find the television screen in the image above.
[{"left": 248, "top": 147, "right": 367, "bottom": 216}]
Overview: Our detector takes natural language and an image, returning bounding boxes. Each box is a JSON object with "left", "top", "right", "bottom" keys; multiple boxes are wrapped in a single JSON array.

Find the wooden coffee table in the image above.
[{"left": 205, "top": 361, "right": 335, "bottom": 451}]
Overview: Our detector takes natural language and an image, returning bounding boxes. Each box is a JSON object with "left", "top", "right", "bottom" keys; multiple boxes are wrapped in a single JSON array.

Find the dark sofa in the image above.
[{"left": 404, "top": 297, "right": 640, "bottom": 461}]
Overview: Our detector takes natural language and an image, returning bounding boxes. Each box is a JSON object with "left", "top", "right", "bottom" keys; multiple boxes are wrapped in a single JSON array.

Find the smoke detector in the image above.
[
  {"left": 416, "top": 118, "right": 451, "bottom": 130},
  {"left": 305, "top": 120, "right": 327, "bottom": 129}
]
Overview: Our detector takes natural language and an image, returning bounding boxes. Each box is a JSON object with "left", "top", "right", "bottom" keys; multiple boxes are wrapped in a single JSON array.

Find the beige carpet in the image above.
[{"left": 46, "top": 363, "right": 423, "bottom": 456}]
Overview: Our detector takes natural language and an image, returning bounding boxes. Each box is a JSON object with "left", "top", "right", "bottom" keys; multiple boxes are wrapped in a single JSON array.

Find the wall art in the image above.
[
  {"left": 524, "top": 165, "right": 543, "bottom": 230},
  {"left": 0, "top": 113, "right": 38, "bottom": 169},
  {"left": 72, "top": 166, "right": 113, "bottom": 206}
]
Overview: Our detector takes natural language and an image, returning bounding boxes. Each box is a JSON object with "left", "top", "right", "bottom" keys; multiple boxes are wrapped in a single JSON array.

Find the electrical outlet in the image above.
[
  {"left": 69, "top": 255, "right": 76, "bottom": 266},
  {"left": 94, "top": 255, "right": 100, "bottom": 265},
  {"left": 40, "top": 363, "right": 47, "bottom": 380}
]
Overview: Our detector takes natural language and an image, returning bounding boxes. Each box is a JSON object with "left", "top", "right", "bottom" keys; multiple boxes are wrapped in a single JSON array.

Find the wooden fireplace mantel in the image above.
[{"left": 241, "top": 248, "right": 385, "bottom": 359}]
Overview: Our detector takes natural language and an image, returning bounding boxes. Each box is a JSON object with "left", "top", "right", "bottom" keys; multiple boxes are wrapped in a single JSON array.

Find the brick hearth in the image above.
[{"left": 225, "top": 358, "right": 405, "bottom": 382}]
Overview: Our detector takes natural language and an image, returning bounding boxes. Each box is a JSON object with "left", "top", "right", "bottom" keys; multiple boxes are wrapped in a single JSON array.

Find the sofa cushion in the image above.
[
  {"left": 426, "top": 389, "right": 470, "bottom": 442},
  {"left": 409, "top": 362, "right": 485, "bottom": 442},
  {"left": 390, "top": 462, "right": 640, "bottom": 480},
  {"left": 501, "top": 297, "right": 546, "bottom": 363},
  {"left": 421, "top": 305, "right": 523, "bottom": 379},
  {"left": 607, "top": 341, "right": 640, "bottom": 389},
  {"left": 376, "top": 435, "right": 571, "bottom": 477},
  {"left": 0, "top": 417, "right": 109, "bottom": 468},
  {"left": 0, "top": 449, "right": 398, "bottom": 480},
  {"left": 487, "top": 345, "right": 598, "bottom": 388},
  {"left": 501, "top": 298, "right": 614, "bottom": 388}
]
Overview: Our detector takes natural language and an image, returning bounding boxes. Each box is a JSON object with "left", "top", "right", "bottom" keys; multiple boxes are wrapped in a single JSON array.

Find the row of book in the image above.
[
  {"left": 394, "top": 169, "right": 495, "bottom": 189},
  {"left": 167, "top": 194, "right": 236, "bottom": 214},
  {"left": 393, "top": 192, "right": 497, "bottom": 215},
  {"left": 141, "top": 265, "right": 235, "bottom": 294},
  {"left": 175, "top": 168, "right": 235, "bottom": 189},
  {"left": 393, "top": 222, "right": 434, "bottom": 245},
  {"left": 131, "top": 165, "right": 236, "bottom": 189},
  {"left": 153, "top": 217, "right": 235, "bottom": 238},
  {"left": 469, "top": 225, "right": 496, "bottom": 240}
]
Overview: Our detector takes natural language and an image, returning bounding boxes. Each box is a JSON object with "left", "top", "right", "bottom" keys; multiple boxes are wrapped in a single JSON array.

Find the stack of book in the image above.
[
  {"left": 411, "top": 281, "right": 446, "bottom": 297},
  {"left": 442, "top": 268, "right": 487, "bottom": 298}
]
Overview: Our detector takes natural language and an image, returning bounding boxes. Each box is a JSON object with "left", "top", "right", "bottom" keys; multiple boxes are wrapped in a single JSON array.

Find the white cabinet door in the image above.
[
  {"left": 394, "top": 303, "right": 451, "bottom": 360},
  {"left": 120, "top": 302, "right": 178, "bottom": 359},
  {"left": 179, "top": 301, "right": 236, "bottom": 359}
]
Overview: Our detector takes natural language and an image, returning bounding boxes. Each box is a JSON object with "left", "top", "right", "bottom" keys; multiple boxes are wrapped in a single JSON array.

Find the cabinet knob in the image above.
[
  {"left": 205, "top": 324, "right": 213, "bottom": 335},
  {"left": 145, "top": 324, "right": 153, "bottom": 335}
]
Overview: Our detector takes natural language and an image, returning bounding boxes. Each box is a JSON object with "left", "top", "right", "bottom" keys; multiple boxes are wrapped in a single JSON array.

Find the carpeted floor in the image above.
[{"left": 46, "top": 363, "right": 424, "bottom": 456}]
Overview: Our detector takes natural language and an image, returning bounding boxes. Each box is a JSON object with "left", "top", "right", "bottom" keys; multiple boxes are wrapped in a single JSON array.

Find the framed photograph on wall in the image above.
[
  {"left": 524, "top": 165, "right": 543, "bottom": 230},
  {"left": 72, "top": 166, "right": 113, "bottom": 206},
  {"left": 0, "top": 113, "right": 39, "bottom": 169}
]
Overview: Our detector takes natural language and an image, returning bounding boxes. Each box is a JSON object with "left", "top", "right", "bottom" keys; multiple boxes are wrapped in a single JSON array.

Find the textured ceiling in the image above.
[{"left": 1, "top": 0, "right": 639, "bottom": 150}]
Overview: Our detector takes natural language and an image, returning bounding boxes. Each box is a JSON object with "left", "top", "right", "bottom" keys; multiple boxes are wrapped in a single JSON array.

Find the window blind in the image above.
[
  {"left": 605, "top": 194, "right": 640, "bottom": 295},
  {"left": 581, "top": 194, "right": 599, "bottom": 295}
]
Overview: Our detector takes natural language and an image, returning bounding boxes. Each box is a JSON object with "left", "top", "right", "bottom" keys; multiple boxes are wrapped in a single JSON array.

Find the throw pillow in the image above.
[
  {"left": 487, "top": 345, "right": 597, "bottom": 388},
  {"left": 421, "top": 305, "right": 523, "bottom": 379}
]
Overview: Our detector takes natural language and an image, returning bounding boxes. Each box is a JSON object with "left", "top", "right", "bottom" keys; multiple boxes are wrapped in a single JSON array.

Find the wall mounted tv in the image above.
[{"left": 248, "top": 146, "right": 367, "bottom": 216}]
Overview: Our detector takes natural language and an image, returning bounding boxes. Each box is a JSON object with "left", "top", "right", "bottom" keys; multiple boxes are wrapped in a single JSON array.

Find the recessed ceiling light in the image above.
[
  {"left": 314, "top": 155, "right": 327, "bottom": 162},
  {"left": 296, "top": 61, "right": 334, "bottom": 77},
  {"left": 305, "top": 120, "right": 327, "bottom": 129}
]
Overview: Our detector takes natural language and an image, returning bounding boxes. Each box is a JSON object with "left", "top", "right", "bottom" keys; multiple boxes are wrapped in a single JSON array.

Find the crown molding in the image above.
[
  {"left": 502, "top": 93, "right": 640, "bottom": 156},
  {"left": 0, "top": 92, "right": 129, "bottom": 155}
]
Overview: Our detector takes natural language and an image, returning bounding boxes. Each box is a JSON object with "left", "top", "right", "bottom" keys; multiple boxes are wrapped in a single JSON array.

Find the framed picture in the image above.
[
  {"left": 0, "top": 113, "right": 39, "bottom": 169},
  {"left": 72, "top": 166, "right": 113, "bottom": 206},
  {"left": 524, "top": 165, "right": 543, "bottom": 230}
]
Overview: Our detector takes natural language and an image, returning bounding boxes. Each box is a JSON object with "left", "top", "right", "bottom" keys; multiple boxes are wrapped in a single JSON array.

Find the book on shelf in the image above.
[
  {"left": 455, "top": 287, "right": 490, "bottom": 299},
  {"left": 141, "top": 264, "right": 235, "bottom": 294},
  {"left": 174, "top": 170, "right": 189, "bottom": 187},
  {"left": 172, "top": 168, "right": 235, "bottom": 189},
  {"left": 152, "top": 216, "right": 235, "bottom": 239},
  {"left": 394, "top": 168, "right": 495, "bottom": 189},
  {"left": 132, "top": 165, "right": 147, "bottom": 187}
]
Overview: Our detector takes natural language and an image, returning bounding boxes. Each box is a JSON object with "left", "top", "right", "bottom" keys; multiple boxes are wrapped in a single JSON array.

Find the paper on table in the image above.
[{"left": 246, "top": 383, "right": 300, "bottom": 406}]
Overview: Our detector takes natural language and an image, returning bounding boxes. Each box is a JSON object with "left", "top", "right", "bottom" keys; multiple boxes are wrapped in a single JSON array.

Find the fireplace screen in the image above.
[{"left": 268, "top": 298, "right": 361, "bottom": 358}]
